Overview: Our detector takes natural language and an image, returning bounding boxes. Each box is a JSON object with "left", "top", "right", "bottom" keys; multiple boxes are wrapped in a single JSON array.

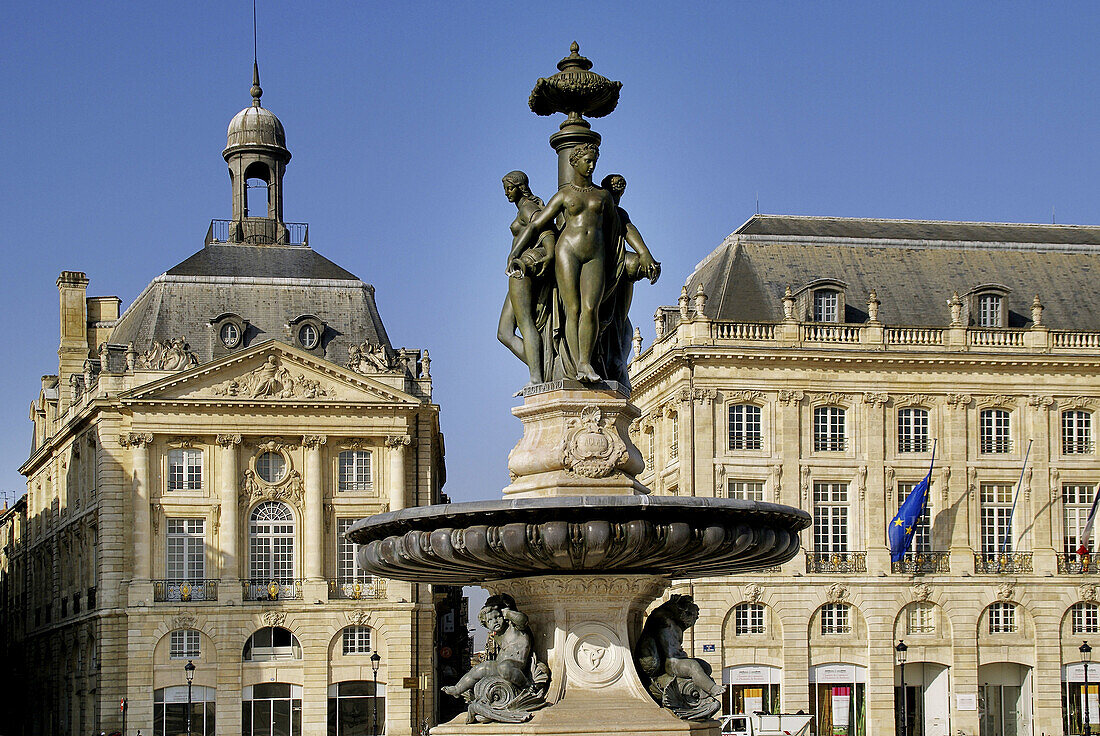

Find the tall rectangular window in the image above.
[
  {"left": 669, "top": 415, "right": 679, "bottom": 460},
  {"left": 1064, "top": 411, "right": 1093, "bottom": 455},
  {"left": 342, "top": 626, "right": 372, "bottom": 655},
  {"left": 1064, "top": 484, "right": 1099, "bottom": 555},
  {"left": 166, "top": 518, "right": 205, "bottom": 580},
  {"left": 978, "top": 294, "right": 1003, "bottom": 328},
  {"left": 727, "top": 480, "right": 764, "bottom": 501},
  {"left": 813, "top": 482, "right": 849, "bottom": 553},
  {"left": 1074, "top": 603, "right": 1100, "bottom": 634},
  {"left": 980, "top": 483, "right": 1015, "bottom": 553},
  {"left": 169, "top": 629, "right": 200, "bottom": 660},
  {"left": 337, "top": 518, "right": 371, "bottom": 585},
  {"left": 167, "top": 449, "right": 202, "bottom": 492},
  {"left": 907, "top": 603, "right": 935, "bottom": 634},
  {"left": 979, "top": 410, "right": 1011, "bottom": 454},
  {"left": 338, "top": 451, "right": 373, "bottom": 492},
  {"left": 813, "top": 290, "right": 839, "bottom": 323},
  {"left": 988, "top": 602, "right": 1016, "bottom": 634},
  {"left": 735, "top": 603, "right": 765, "bottom": 635},
  {"left": 897, "top": 408, "right": 930, "bottom": 453},
  {"left": 897, "top": 482, "right": 932, "bottom": 552},
  {"left": 728, "top": 405, "right": 763, "bottom": 450},
  {"left": 813, "top": 407, "right": 846, "bottom": 452},
  {"left": 820, "top": 603, "right": 850, "bottom": 634}
]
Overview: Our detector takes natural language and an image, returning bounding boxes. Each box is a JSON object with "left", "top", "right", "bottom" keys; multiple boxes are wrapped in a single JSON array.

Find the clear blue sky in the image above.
[{"left": 2, "top": 1, "right": 1100, "bottom": 506}]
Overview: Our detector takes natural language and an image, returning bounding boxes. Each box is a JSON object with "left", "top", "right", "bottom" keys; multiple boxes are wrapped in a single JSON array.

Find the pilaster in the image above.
[
  {"left": 386, "top": 436, "right": 411, "bottom": 511},
  {"left": 121, "top": 431, "right": 153, "bottom": 604},
  {"left": 216, "top": 433, "right": 243, "bottom": 603},
  {"left": 303, "top": 435, "right": 327, "bottom": 584}
]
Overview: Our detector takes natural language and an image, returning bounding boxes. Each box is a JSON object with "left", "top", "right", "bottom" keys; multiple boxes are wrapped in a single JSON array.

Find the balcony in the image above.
[
  {"left": 980, "top": 439, "right": 1013, "bottom": 454},
  {"left": 206, "top": 218, "right": 309, "bottom": 246},
  {"left": 813, "top": 437, "right": 848, "bottom": 452},
  {"left": 328, "top": 578, "right": 387, "bottom": 600},
  {"left": 805, "top": 551, "right": 867, "bottom": 574},
  {"left": 153, "top": 579, "right": 218, "bottom": 602},
  {"left": 243, "top": 579, "right": 303, "bottom": 601},
  {"left": 974, "top": 552, "right": 1033, "bottom": 574},
  {"left": 891, "top": 551, "right": 950, "bottom": 574},
  {"left": 1059, "top": 553, "right": 1100, "bottom": 574}
]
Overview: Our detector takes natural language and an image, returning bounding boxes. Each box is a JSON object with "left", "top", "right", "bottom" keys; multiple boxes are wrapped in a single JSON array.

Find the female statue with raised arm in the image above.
[
  {"left": 497, "top": 171, "right": 555, "bottom": 387},
  {"left": 512, "top": 143, "right": 614, "bottom": 383}
]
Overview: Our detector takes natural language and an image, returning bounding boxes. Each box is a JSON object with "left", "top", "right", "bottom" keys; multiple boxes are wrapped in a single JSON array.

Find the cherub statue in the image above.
[
  {"left": 443, "top": 594, "right": 549, "bottom": 723},
  {"left": 634, "top": 594, "right": 722, "bottom": 721}
]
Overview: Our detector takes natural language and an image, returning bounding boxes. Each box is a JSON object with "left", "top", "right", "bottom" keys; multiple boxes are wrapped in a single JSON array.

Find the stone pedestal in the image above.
[
  {"left": 431, "top": 574, "right": 718, "bottom": 736},
  {"left": 505, "top": 383, "right": 647, "bottom": 498}
]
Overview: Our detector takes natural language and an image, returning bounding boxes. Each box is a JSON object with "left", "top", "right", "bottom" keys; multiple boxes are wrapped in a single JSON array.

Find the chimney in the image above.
[{"left": 57, "top": 271, "right": 90, "bottom": 413}]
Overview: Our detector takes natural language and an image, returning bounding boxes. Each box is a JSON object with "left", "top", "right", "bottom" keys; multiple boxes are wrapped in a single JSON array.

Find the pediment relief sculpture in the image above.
[
  {"left": 138, "top": 337, "right": 198, "bottom": 371},
  {"left": 211, "top": 356, "right": 335, "bottom": 399}
]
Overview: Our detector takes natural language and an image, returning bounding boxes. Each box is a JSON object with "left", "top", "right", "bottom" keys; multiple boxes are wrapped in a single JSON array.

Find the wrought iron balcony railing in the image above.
[
  {"left": 328, "top": 578, "right": 387, "bottom": 600},
  {"left": 153, "top": 579, "right": 218, "bottom": 602},
  {"left": 242, "top": 579, "right": 303, "bottom": 601},
  {"left": 1059, "top": 553, "right": 1100, "bottom": 574},
  {"left": 206, "top": 219, "right": 309, "bottom": 246},
  {"left": 813, "top": 437, "right": 848, "bottom": 452},
  {"left": 805, "top": 551, "right": 867, "bottom": 574},
  {"left": 974, "top": 552, "right": 1033, "bottom": 574},
  {"left": 891, "top": 551, "right": 950, "bottom": 574}
]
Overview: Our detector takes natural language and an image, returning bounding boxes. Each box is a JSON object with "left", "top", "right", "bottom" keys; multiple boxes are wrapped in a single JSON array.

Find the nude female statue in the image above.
[
  {"left": 497, "top": 171, "right": 555, "bottom": 386},
  {"left": 513, "top": 143, "right": 612, "bottom": 383}
]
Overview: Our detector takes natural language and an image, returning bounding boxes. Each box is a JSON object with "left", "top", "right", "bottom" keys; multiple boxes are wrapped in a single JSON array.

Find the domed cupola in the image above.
[{"left": 222, "top": 63, "right": 292, "bottom": 243}]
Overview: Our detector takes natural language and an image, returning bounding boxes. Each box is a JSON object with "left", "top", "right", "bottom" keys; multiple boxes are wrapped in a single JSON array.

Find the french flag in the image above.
[{"left": 1078, "top": 484, "right": 1100, "bottom": 557}]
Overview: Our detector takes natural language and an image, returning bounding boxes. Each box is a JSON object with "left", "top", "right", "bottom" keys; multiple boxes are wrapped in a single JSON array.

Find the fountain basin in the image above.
[{"left": 349, "top": 495, "right": 811, "bottom": 585}]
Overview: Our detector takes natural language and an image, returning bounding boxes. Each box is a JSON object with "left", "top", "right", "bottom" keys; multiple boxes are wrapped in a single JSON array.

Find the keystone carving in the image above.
[
  {"left": 261, "top": 611, "right": 287, "bottom": 628},
  {"left": 347, "top": 610, "right": 373, "bottom": 626},
  {"left": 911, "top": 583, "right": 932, "bottom": 602},
  {"left": 809, "top": 392, "right": 848, "bottom": 407},
  {"left": 1060, "top": 396, "right": 1096, "bottom": 411},
  {"left": 743, "top": 583, "right": 763, "bottom": 603},
  {"left": 826, "top": 583, "right": 848, "bottom": 602},
  {"left": 118, "top": 432, "right": 153, "bottom": 449},
  {"left": 561, "top": 406, "right": 628, "bottom": 478},
  {"left": 976, "top": 394, "right": 1017, "bottom": 409},
  {"left": 172, "top": 615, "right": 198, "bottom": 630},
  {"left": 727, "top": 390, "right": 764, "bottom": 404},
  {"left": 896, "top": 394, "right": 934, "bottom": 408},
  {"left": 996, "top": 582, "right": 1015, "bottom": 601},
  {"left": 1080, "top": 584, "right": 1098, "bottom": 603},
  {"left": 211, "top": 355, "right": 334, "bottom": 399},
  {"left": 239, "top": 469, "right": 304, "bottom": 508}
]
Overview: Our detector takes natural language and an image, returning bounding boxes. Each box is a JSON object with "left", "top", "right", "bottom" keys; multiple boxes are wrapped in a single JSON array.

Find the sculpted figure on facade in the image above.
[
  {"left": 347, "top": 340, "right": 395, "bottom": 374},
  {"left": 442, "top": 594, "right": 549, "bottom": 723},
  {"left": 634, "top": 594, "right": 722, "bottom": 720},
  {"left": 212, "top": 355, "right": 333, "bottom": 398},
  {"left": 139, "top": 337, "right": 198, "bottom": 371}
]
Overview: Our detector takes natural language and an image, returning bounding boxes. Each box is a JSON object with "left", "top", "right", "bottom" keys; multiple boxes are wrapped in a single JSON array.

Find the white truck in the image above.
[{"left": 720, "top": 712, "right": 814, "bottom": 736}]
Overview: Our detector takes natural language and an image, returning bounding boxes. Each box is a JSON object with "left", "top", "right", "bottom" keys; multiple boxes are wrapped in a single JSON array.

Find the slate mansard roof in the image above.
[
  {"left": 687, "top": 214, "right": 1100, "bottom": 330},
  {"left": 109, "top": 241, "right": 391, "bottom": 363}
]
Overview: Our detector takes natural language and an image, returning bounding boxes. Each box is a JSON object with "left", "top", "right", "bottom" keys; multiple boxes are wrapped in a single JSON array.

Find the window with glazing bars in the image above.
[
  {"left": 337, "top": 518, "right": 372, "bottom": 584},
  {"left": 1064, "top": 411, "right": 1093, "bottom": 454},
  {"left": 897, "top": 482, "right": 932, "bottom": 553},
  {"left": 978, "top": 294, "right": 1002, "bottom": 327},
  {"left": 728, "top": 480, "right": 764, "bottom": 501},
  {"left": 813, "top": 482, "right": 848, "bottom": 553},
  {"left": 734, "top": 603, "right": 765, "bottom": 635},
  {"left": 167, "top": 449, "right": 202, "bottom": 491},
  {"left": 813, "top": 407, "right": 846, "bottom": 451},
  {"left": 169, "top": 629, "right": 200, "bottom": 659},
  {"left": 342, "top": 625, "right": 372, "bottom": 654},
  {"left": 988, "top": 602, "right": 1016, "bottom": 633},
  {"left": 338, "top": 450, "right": 372, "bottom": 491},
  {"left": 166, "top": 518, "right": 205, "bottom": 580},
  {"left": 813, "top": 290, "right": 839, "bottom": 322},
  {"left": 980, "top": 410, "right": 1011, "bottom": 453},
  {"left": 897, "top": 408, "right": 930, "bottom": 453},
  {"left": 1074, "top": 603, "right": 1100, "bottom": 634},
  {"left": 728, "top": 405, "right": 762, "bottom": 450},
  {"left": 669, "top": 415, "right": 679, "bottom": 460},
  {"left": 249, "top": 502, "right": 294, "bottom": 582},
  {"left": 820, "top": 603, "right": 850, "bottom": 634},
  {"left": 980, "top": 483, "right": 1015, "bottom": 553},
  {"left": 1064, "top": 484, "right": 1100, "bottom": 555},
  {"left": 907, "top": 602, "right": 935, "bottom": 634}
]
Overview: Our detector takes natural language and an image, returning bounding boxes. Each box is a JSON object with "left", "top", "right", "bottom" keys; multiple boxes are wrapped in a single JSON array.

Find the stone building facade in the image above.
[
  {"left": 1, "top": 74, "right": 451, "bottom": 736},
  {"left": 628, "top": 215, "right": 1100, "bottom": 736}
]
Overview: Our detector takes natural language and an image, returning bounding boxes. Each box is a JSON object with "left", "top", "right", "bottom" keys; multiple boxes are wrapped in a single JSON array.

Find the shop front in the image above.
[
  {"left": 721, "top": 664, "right": 781, "bottom": 734},
  {"left": 810, "top": 663, "right": 866, "bottom": 736},
  {"left": 1062, "top": 662, "right": 1100, "bottom": 736}
]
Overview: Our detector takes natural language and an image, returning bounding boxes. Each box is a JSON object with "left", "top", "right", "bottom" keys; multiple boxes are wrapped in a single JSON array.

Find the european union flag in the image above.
[{"left": 888, "top": 469, "right": 932, "bottom": 563}]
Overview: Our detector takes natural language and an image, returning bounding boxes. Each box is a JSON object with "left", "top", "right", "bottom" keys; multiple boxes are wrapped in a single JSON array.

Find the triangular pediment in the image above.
[{"left": 120, "top": 340, "right": 421, "bottom": 405}]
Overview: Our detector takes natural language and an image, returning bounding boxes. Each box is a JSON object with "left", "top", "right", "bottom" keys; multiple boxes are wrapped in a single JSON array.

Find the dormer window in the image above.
[
  {"left": 978, "top": 294, "right": 1002, "bottom": 327},
  {"left": 210, "top": 313, "right": 248, "bottom": 354},
  {"left": 287, "top": 314, "right": 325, "bottom": 354},
  {"left": 298, "top": 324, "right": 319, "bottom": 350},
  {"left": 813, "top": 290, "right": 839, "bottom": 323},
  {"left": 219, "top": 322, "right": 241, "bottom": 348}
]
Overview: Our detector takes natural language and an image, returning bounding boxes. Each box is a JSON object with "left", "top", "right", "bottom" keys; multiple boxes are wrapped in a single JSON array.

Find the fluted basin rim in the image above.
[{"left": 347, "top": 496, "right": 811, "bottom": 584}]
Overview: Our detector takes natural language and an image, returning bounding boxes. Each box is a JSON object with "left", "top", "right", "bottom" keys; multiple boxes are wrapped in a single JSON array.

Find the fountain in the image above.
[{"left": 349, "top": 44, "right": 811, "bottom": 736}]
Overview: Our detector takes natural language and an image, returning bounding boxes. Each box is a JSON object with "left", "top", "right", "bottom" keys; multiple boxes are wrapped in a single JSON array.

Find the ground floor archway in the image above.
[
  {"left": 1061, "top": 661, "right": 1100, "bottom": 736},
  {"left": 978, "top": 662, "right": 1032, "bottom": 736},
  {"left": 810, "top": 663, "right": 867, "bottom": 736},
  {"left": 721, "top": 665, "right": 781, "bottom": 734},
  {"left": 894, "top": 662, "right": 949, "bottom": 736}
]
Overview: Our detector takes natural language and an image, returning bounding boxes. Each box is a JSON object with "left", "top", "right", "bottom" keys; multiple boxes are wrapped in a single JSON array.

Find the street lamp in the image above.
[
  {"left": 895, "top": 641, "right": 908, "bottom": 736},
  {"left": 1083, "top": 641, "right": 1093, "bottom": 736},
  {"left": 184, "top": 659, "right": 196, "bottom": 736},
  {"left": 371, "top": 651, "right": 382, "bottom": 736}
]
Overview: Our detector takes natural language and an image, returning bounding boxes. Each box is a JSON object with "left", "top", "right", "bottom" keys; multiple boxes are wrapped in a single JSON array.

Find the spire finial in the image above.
[{"left": 251, "top": 60, "right": 262, "bottom": 107}]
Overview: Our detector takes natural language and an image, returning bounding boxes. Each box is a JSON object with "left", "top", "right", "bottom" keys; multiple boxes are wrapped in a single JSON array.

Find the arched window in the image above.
[
  {"left": 897, "top": 408, "right": 930, "bottom": 453},
  {"left": 1063, "top": 410, "right": 1093, "bottom": 455},
  {"left": 813, "top": 407, "right": 846, "bottom": 452},
  {"left": 243, "top": 627, "right": 302, "bottom": 662},
  {"left": 728, "top": 405, "right": 762, "bottom": 450},
  {"left": 248, "top": 502, "right": 295, "bottom": 593},
  {"left": 979, "top": 409, "right": 1011, "bottom": 453}
]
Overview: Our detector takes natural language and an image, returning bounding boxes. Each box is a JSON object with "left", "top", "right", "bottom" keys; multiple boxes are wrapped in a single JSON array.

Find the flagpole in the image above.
[
  {"left": 1000, "top": 439, "right": 1033, "bottom": 557},
  {"left": 917, "top": 439, "right": 937, "bottom": 524}
]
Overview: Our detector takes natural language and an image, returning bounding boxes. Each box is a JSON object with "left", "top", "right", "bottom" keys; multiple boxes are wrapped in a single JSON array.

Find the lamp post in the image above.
[
  {"left": 1083, "top": 641, "right": 1093, "bottom": 736},
  {"left": 184, "top": 659, "right": 196, "bottom": 736},
  {"left": 895, "top": 640, "right": 908, "bottom": 736},
  {"left": 371, "top": 651, "right": 382, "bottom": 736}
]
